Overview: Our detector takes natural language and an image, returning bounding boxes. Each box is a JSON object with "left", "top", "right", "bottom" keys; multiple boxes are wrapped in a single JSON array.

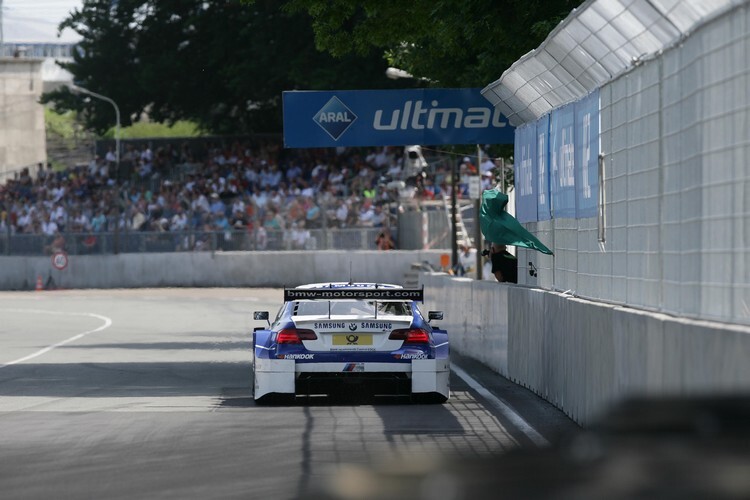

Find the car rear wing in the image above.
[{"left": 284, "top": 287, "right": 424, "bottom": 302}]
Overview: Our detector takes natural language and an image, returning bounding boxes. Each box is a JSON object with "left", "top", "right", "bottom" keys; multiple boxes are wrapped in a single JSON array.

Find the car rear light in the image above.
[
  {"left": 277, "top": 328, "right": 317, "bottom": 344},
  {"left": 389, "top": 328, "right": 431, "bottom": 344}
]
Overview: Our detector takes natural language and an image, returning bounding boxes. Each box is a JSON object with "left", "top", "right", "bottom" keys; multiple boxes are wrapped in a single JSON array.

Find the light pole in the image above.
[
  {"left": 69, "top": 84, "right": 122, "bottom": 254},
  {"left": 69, "top": 84, "right": 120, "bottom": 174},
  {"left": 385, "top": 67, "right": 415, "bottom": 80}
]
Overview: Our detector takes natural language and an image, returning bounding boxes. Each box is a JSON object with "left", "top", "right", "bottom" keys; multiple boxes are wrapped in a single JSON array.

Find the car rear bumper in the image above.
[{"left": 253, "top": 358, "right": 449, "bottom": 400}]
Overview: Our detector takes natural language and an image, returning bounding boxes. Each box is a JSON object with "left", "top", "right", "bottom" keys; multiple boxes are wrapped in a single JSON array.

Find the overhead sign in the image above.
[{"left": 283, "top": 88, "right": 514, "bottom": 148}]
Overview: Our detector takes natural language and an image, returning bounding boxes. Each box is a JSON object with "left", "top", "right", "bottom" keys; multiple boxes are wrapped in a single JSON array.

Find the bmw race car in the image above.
[{"left": 252, "top": 283, "right": 449, "bottom": 403}]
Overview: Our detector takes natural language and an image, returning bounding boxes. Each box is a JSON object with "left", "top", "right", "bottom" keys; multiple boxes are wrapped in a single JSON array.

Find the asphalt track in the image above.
[{"left": 0, "top": 288, "right": 578, "bottom": 499}]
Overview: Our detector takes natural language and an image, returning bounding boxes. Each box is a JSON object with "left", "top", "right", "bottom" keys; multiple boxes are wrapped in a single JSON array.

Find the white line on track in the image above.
[
  {"left": 0, "top": 309, "right": 113, "bottom": 368},
  {"left": 451, "top": 362, "right": 550, "bottom": 447}
]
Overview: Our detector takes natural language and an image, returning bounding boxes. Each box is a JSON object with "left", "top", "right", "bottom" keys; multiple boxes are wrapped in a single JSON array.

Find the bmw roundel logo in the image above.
[{"left": 348, "top": 323, "right": 358, "bottom": 331}]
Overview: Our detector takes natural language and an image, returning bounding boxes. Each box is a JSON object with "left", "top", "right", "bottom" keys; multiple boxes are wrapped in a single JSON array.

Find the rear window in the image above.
[{"left": 293, "top": 300, "right": 412, "bottom": 317}]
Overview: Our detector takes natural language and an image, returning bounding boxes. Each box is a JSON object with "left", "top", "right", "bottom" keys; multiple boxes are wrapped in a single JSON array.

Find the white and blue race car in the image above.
[{"left": 252, "top": 283, "right": 450, "bottom": 403}]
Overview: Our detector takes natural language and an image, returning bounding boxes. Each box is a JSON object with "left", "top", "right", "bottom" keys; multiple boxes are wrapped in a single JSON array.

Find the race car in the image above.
[{"left": 252, "top": 282, "right": 449, "bottom": 403}]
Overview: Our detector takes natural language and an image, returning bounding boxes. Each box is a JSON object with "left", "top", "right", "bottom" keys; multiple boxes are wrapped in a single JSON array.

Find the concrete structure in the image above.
[
  {"left": 4, "top": 246, "right": 747, "bottom": 427},
  {"left": 483, "top": 0, "right": 750, "bottom": 327},
  {"left": 0, "top": 57, "right": 46, "bottom": 179},
  {"left": 472, "top": 1, "right": 750, "bottom": 424},
  {"left": 420, "top": 272, "right": 750, "bottom": 426},
  {"left": 0, "top": 250, "right": 446, "bottom": 291}
]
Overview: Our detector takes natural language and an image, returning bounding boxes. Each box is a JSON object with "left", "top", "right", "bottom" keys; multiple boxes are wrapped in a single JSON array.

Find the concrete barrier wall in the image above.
[
  {"left": 7, "top": 251, "right": 749, "bottom": 427},
  {"left": 420, "top": 273, "right": 509, "bottom": 377},
  {"left": 421, "top": 273, "right": 750, "bottom": 426},
  {"left": 0, "top": 250, "right": 446, "bottom": 290}
]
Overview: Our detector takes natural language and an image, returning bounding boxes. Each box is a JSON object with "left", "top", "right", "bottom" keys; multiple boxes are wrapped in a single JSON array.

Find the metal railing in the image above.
[{"left": 0, "top": 227, "right": 394, "bottom": 256}]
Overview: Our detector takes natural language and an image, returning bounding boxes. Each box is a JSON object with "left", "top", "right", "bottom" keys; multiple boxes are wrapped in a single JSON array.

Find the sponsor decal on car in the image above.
[
  {"left": 312, "top": 321, "right": 394, "bottom": 332},
  {"left": 313, "top": 322, "right": 347, "bottom": 329},
  {"left": 395, "top": 352, "right": 428, "bottom": 360},
  {"left": 361, "top": 322, "right": 393, "bottom": 330},
  {"left": 285, "top": 288, "right": 423, "bottom": 301},
  {"left": 279, "top": 354, "right": 315, "bottom": 360}
]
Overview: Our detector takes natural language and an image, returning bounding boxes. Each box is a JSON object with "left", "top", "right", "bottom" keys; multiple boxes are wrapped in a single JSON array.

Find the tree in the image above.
[
  {"left": 43, "top": 0, "right": 424, "bottom": 135},
  {"left": 280, "top": 0, "right": 583, "bottom": 87},
  {"left": 44, "top": 0, "right": 581, "bottom": 135}
]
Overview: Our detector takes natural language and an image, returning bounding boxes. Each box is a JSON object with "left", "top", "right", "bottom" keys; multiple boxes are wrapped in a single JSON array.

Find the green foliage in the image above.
[
  {"left": 46, "top": 0, "right": 581, "bottom": 136},
  {"left": 44, "top": 0, "right": 421, "bottom": 136},
  {"left": 44, "top": 108, "right": 79, "bottom": 141},
  {"left": 118, "top": 120, "right": 202, "bottom": 139},
  {"left": 45, "top": 105, "right": 202, "bottom": 143},
  {"left": 282, "top": 0, "right": 583, "bottom": 87}
]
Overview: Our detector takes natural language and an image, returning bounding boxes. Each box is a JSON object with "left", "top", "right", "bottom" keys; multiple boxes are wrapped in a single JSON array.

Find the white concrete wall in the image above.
[
  {"left": 0, "top": 250, "right": 446, "bottom": 290},
  {"left": 421, "top": 273, "right": 750, "bottom": 426},
  {"left": 419, "top": 274, "right": 510, "bottom": 376}
]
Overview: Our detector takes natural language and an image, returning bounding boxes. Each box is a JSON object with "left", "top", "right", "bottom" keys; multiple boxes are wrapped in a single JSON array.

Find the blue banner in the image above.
[
  {"left": 536, "top": 114, "right": 551, "bottom": 221},
  {"left": 514, "top": 123, "right": 537, "bottom": 223},
  {"left": 575, "top": 90, "right": 599, "bottom": 218},
  {"left": 283, "top": 88, "right": 514, "bottom": 148},
  {"left": 550, "top": 103, "right": 576, "bottom": 218}
]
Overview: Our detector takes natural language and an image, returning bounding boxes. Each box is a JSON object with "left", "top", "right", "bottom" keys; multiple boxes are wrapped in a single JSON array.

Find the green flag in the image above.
[{"left": 480, "top": 188, "right": 553, "bottom": 255}]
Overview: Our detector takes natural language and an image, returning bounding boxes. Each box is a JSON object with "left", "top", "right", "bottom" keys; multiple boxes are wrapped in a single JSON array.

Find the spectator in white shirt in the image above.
[
  {"left": 334, "top": 199, "right": 348, "bottom": 228},
  {"left": 290, "top": 221, "right": 311, "bottom": 250},
  {"left": 480, "top": 155, "right": 496, "bottom": 175},
  {"left": 358, "top": 199, "right": 375, "bottom": 227},
  {"left": 171, "top": 208, "right": 188, "bottom": 231}
]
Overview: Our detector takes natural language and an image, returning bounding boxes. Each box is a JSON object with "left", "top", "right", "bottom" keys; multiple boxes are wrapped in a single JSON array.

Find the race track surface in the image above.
[{"left": 0, "top": 288, "right": 578, "bottom": 499}]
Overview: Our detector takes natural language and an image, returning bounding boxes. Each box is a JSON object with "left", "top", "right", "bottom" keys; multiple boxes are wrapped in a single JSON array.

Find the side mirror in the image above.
[
  {"left": 428, "top": 311, "right": 443, "bottom": 322},
  {"left": 254, "top": 311, "right": 270, "bottom": 326}
]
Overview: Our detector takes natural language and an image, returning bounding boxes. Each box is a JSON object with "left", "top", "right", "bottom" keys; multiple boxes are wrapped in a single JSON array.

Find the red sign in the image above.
[{"left": 51, "top": 252, "right": 69, "bottom": 270}]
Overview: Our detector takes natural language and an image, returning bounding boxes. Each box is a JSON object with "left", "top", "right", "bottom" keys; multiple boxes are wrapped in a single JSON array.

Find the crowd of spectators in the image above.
[{"left": 0, "top": 138, "right": 502, "bottom": 252}]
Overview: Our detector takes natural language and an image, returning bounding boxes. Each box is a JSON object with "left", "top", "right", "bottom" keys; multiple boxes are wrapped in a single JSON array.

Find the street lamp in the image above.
[
  {"left": 69, "top": 84, "right": 122, "bottom": 254},
  {"left": 69, "top": 84, "right": 120, "bottom": 173},
  {"left": 386, "top": 67, "right": 433, "bottom": 83},
  {"left": 386, "top": 67, "right": 415, "bottom": 80}
]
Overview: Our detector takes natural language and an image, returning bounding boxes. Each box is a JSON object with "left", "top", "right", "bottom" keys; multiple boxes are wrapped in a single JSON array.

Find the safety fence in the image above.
[
  {"left": 0, "top": 227, "right": 397, "bottom": 256},
  {"left": 495, "top": 1, "right": 750, "bottom": 326}
]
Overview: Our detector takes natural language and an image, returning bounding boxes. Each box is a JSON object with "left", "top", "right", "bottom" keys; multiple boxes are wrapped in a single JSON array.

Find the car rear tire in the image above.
[
  {"left": 411, "top": 393, "right": 449, "bottom": 404},
  {"left": 255, "top": 393, "right": 296, "bottom": 405}
]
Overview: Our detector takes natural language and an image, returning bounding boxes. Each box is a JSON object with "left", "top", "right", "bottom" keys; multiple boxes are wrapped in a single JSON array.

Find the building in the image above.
[{"left": 0, "top": 1, "right": 79, "bottom": 179}]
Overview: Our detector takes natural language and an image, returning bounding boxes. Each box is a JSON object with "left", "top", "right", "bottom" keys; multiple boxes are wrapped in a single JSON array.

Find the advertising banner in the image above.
[
  {"left": 550, "top": 103, "right": 576, "bottom": 219},
  {"left": 514, "top": 122, "right": 537, "bottom": 223},
  {"left": 283, "top": 88, "right": 514, "bottom": 148},
  {"left": 536, "top": 114, "right": 551, "bottom": 221},
  {"left": 575, "top": 90, "right": 599, "bottom": 218}
]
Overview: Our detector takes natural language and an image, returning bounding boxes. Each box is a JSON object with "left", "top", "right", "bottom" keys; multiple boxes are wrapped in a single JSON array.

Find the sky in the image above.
[{"left": 2, "top": 0, "right": 83, "bottom": 44}]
